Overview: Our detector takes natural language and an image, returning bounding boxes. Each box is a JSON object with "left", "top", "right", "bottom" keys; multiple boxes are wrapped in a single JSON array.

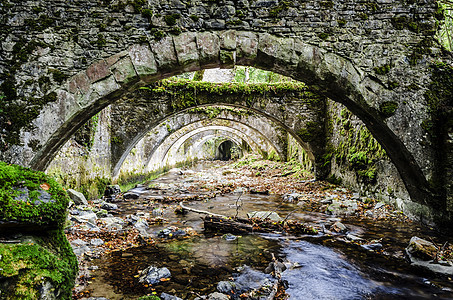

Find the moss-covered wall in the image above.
[{"left": 46, "top": 107, "right": 112, "bottom": 200}]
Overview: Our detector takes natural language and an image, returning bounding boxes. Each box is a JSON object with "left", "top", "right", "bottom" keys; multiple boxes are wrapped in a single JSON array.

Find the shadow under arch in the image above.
[{"left": 31, "top": 31, "right": 431, "bottom": 206}]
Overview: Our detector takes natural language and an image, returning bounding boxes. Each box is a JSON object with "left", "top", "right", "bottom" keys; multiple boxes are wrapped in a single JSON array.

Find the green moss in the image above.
[
  {"left": 297, "top": 121, "right": 323, "bottom": 142},
  {"left": 320, "top": 1, "right": 334, "bottom": 8},
  {"left": 0, "top": 162, "right": 69, "bottom": 227},
  {"left": 374, "top": 63, "right": 392, "bottom": 75},
  {"left": 0, "top": 230, "right": 77, "bottom": 299},
  {"left": 190, "top": 15, "right": 200, "bottom": 22},
  {"left": 169, "top": 26, "right": 182, "bottom": 35},
  {"left": 138, "top": 295, "right": 161, "bottom": 300},
  {"left": 387, "top": 80, "right": 400, "bottom": 90},
  {"left": 24, "top": 14, "right": 54, "bottom": 31},
  {"left": 379, "top": 101, "right": 399, "bottom": 117},
  {"left": 358, "top": 12, "right": 369, "bottom": 20},
  {"left": 141, "top": 8, "right": 152, "bottom": 19},
  {"left": 49, "top": 69, "right": 68, "bottom": 85},
  {"left": 269, "top": 1, "right": 290, "bottom": 18},
  {"left": 164, "top": 13, "right": 180, "bottom": 26},
  {"left": 318, "top": 32, "right": 329, "bottom": 40},
  {"left": 409, "top": 38, "right": 433, "bottom": 65},
  {"left": 337, "top": 18, "right": 347, "bottom": 27},
  {"left": 150, "top": 28, "right": 165, "bottom": 40}
]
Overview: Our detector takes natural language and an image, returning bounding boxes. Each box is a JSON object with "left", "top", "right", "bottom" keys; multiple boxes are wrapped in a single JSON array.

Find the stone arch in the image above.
[
  {"left": 148, "top": 126, "right": 269, "bottom": 171},
  {"left": 13, "top": 30, "right": 434, "bottom": 207},
  {"left": 113, "top": 104, "right": 305, "bottom": 177}
]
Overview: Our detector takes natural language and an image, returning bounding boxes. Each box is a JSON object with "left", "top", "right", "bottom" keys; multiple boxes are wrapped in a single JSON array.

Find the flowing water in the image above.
[{"left": 84, "top": 163, "right": 453, "bottom": 300}]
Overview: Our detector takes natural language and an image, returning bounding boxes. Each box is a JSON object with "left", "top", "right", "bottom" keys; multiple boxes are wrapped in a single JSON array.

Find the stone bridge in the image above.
[
  {"left": 0, "top": 0, "right": 452, "bottom": 227},
  {"left": 109, "top": 81, "right": 324, "bottom": 178}
]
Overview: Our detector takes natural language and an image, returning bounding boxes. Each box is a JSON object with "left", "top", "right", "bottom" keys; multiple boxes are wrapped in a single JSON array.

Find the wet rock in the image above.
[
  {"left": 222, "top": 233, "right": 237, "bottom": 241},
  {"left": 69, "top": 209, "right": 80, "bottom": 215},
  {"left": 100, "top": 217, "right": 125, "bottom": 230},
  {"left": 71, "top": 211, "right": 97, "bottom": 224},
  {"left": 331, "top": 221, "right": 347, "bottom": 233},
  {"left": 406, "top": 236, "right": 437, "bottom": 261},
  {"left": 123, "top": 191, "right": 140, "bottom": 200},
  {"left": 161, "top": 292, "right": 183, "bottom": 300},
  {"left": 158, "top": 227, "right": 186, "bottom": 239},
  {"left": 67, "top": 189, "right": 88, "bottom": 205},
  {"left": 352, "top": 193, "right": 361, "bottom": 200},
  {"left": 134, "top": 219, "right": 149, "bottom": 232},
  {"left": 71, "top": 239, "right": 87, "bottom": 246},
  {"left": 346, "top": 234, "right": 364, "bottom": 242},
  {"left": 217, "top": 281, "right": 238, "bottom": 295},
  {"left": 361, "top": 243, "right": 383, "bottom": 251},
  {"left": 207, "top": 292, "right": 229, "bottom": 300},
  {"left": 326, "top": 199, "right": 358, "bottom": 216},
  {"left": 104, "top": 185, "right": 121, "bottom": 197},
  {"left": 139, "top": 266, "right": 171, "bottom": 285},
  {"left": 247, "top": 211, "right": 282, "bottom": 221},
  {"left": 265, "top": 260, "right": 286, "bottom": 274},
  {"left": 90, "top": 238, "right": 104, "bottom": 246},
  {"left": 100, "top": 201, "right": 118, "bottom": 211},
  {"left": 72, "top": 245, "right": 91, "bottom": 256},
  {"left": 95, "top": 209, "right": 109, "bottom": 218},
  {"left": 282, "top": 193, "right": 301, "bottom": 202}
]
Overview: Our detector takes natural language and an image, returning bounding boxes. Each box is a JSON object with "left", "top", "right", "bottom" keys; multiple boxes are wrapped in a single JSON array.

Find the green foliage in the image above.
[
  {"left": 437, "top": 0, "right": 453, "bottom": 50},
  {"left": 0, "top": 161, "right": 69, "bottom": 227},
  {"left": 379, "top": 101, "right": 398, "bottom": 117},
  {"left": 233, "top": 66, "right": 293, "bottom": 83}
]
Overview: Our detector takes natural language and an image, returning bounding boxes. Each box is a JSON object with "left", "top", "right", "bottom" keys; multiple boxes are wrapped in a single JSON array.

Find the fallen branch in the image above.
[{"left": 178, "top": 201, "right": 228, "bottom": 218}]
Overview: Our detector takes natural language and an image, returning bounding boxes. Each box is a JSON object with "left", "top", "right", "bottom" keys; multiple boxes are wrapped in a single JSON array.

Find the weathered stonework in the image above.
[{"left": 0, "top": 0, "right": 451, "bottom": 228}]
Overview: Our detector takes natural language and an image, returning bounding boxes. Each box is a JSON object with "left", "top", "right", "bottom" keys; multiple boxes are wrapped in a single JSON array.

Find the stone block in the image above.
[
  {"left": 151, "top": 36, "right": 178, "bottom": 72},
  {"left": 174, "top": 32, "right": 200, "bottom": 71},
  {"left": 257, "top": 34, "right": 296, "bottom": 68},
  {"left": 220, "top": 30, "right": 237, "bottom": 50},
  {"left": 128, "top": 44, "right": 158, "bottom": 80},
  {"left": 236, "top": 31, "right": 258, "bottom": 64},
  {"left": 110, "top": 56, "right": 138, "bottom": 85},
  {"left": 196, "top": 32, "right": 220, "bottom": 67},
  {"left": 86, "top": 60, "right": 111, "bottom": 83},
  {"left": 68, "top": 72, "right": 90, "bottom": 94},
  {"left": 77, "top": 75, "right": 120, "bottom": 108}
]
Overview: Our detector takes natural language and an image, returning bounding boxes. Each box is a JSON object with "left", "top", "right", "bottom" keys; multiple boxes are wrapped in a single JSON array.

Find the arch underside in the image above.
[{"left": 18, "top": 30, "right": 437, "bottom": 208}]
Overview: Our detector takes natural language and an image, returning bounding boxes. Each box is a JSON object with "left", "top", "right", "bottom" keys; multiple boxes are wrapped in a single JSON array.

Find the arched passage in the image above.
[
  {"left": 216, "top": 140, "right": 235, "bottom": 161},
  {"left": 6, "top": 30, "right": 442, "bottom": 212},
  {"left": 147, "top": 125, "right": 266, "bottom": 171},
  {"left": 114, "top": 105, "right": 302, "bottom": 178}
]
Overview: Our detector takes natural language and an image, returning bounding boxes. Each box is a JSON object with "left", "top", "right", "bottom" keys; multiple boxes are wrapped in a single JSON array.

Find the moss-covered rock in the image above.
[
  {"left": 0, "top": 161, "right": 69, "bottom": 230},
  {"left": 0, "top": 230, "right": 78, "bottom": 299}
]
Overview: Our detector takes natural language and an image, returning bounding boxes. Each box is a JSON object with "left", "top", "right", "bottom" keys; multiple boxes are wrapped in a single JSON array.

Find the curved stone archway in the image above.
[
  {"left": 148, "top": 126, "right": 265, "bottom": 171},
  {"left": 113, "top": 105, "right": 306, "bottom": 177},
  {"left": 10, "top": 31, "right": 436, "bottom": 208}
]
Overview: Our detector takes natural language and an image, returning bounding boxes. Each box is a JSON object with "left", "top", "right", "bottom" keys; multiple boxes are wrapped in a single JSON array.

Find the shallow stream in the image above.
[{"left": 84, "top": 164, "right": 453, "bottom": 299}]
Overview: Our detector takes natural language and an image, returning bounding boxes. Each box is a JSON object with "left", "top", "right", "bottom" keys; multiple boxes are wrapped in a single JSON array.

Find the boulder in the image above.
[
  {"left": 139, "top": 266, "right": 171, "bottom": 285},
  {"left": 67, "top": 189, "right": 88, "bottom": 206},
  {"left": 331, "top": 221, "right": 347, "bottom": 233},
  {"left": 326, "top": 199, "right": 358, "bottom": 216},
  {"left": 99, "top": 217, "right": 125, "bottom": 230},
  {"left": 123, "top": 192, "right": 140, "bottom": 200},
  {"left": 100, "top": 201, "right": 118, "bottom": 211},
  {"left": 406, "top": 236, "right": 437, "bottom": 261},
  {"left": 104, "top": 185, "right": 121, "bottom": 197}
]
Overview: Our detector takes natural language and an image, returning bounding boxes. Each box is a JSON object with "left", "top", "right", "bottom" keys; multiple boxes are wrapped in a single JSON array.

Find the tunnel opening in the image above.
[{"left": 216, "top": 140, "right": 233, "bottom": 161}]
